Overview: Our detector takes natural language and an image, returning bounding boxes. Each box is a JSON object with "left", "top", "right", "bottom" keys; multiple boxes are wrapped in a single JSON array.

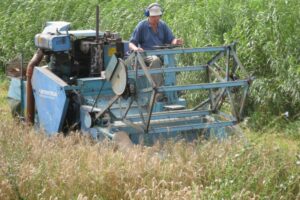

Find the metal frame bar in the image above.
[
  {"left": 156, "top": 80, "right": 248, "bottom": 92},
  {"left": 95, "top": 95, "right": 120, "bottom": 119},
  {"left": 128, "top": 65, "right": 207, "bottom": 76},
  {"left": 146, "top": 90, "right": 157, "bottom": 132},
  {"left": 239, "top": 85, "right": 249, "bottom": 120},
  {"left": 136, "top": 53, "right": 157, "bottom": 88},
  {"left": 127, "top": 110, "right": 211, "bottom": 122},
  {"left": 145, "top": 46, "right": 227, "bottom": 56},
  {"left": 148, "top": 120, "right": 236, "bottom": 134}
]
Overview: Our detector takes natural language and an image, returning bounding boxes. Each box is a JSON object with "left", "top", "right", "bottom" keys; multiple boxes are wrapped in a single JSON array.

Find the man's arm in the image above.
[
  {"left": 129, "top": 21, "right": 145, "bottom": 52},
  {"left": 129, "top": 42, "right": 144, "bottom": 52}
]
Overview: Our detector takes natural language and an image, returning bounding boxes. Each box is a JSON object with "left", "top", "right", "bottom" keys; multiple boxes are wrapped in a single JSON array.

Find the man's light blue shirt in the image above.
[{"left": 129, "top": 19, "right": 175, "bottom": 50}]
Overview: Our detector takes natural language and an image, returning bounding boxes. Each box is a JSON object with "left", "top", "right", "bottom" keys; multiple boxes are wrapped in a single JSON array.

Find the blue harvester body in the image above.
[{"left": 7, "top": 21, "right": 252, "bottom": 145}]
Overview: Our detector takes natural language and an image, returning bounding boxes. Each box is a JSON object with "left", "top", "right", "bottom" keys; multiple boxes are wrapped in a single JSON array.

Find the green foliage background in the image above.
[{"left": 0, "top": 0, "right": 300, "bottom": 127}]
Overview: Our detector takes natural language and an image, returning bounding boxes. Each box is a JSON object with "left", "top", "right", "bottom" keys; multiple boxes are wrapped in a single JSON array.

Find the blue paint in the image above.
[
  {"left": 7, "top": 77, "right": 27, "bottom": 113},
  {"left": 31, "top": 67, "right": 69, "bottom": 135},
  {"left": 35, "top": 34, "right": 71, "bottom": 52}
]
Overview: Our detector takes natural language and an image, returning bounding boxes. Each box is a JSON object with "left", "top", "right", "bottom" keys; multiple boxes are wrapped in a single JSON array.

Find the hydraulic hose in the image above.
[{"left": 26, "top": 49, "right": 44, "bottom": 124}]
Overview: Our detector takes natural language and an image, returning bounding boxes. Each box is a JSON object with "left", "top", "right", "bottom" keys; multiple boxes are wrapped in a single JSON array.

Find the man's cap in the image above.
[{"left": 148, "top": 4, "right": 163, "bottom": 16}]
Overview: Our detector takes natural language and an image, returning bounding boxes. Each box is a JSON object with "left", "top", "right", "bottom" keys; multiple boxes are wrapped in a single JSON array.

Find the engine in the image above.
[{"left": 34, "top": 21, "right": 128, "bottom": 82}]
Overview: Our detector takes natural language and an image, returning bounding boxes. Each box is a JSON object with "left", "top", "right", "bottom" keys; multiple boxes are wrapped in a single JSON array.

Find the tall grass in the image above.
[{"left": 0, "top": 119, "right": 299, "bottom": 199}]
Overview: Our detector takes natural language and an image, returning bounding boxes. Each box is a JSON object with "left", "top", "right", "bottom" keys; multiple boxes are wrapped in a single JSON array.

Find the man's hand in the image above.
[
  {"left": 172, "top": 38, "right": 184, "bottom": 45},
  {"left": 133, "top": 47, "right": 144, "bottom": 52},
  {"left": 129, "top": 42, "right": 144, "bottom": 52}
]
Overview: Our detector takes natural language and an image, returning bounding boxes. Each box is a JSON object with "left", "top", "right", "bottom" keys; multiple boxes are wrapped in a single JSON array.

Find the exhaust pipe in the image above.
[{"left": 26, "top": 49, "right": 44, "bottom": 124}]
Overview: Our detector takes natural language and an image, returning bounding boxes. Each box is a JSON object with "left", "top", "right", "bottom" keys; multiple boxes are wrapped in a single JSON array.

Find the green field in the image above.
[{"left": 0, "top": 0, "right": 300, "bottom": 199}]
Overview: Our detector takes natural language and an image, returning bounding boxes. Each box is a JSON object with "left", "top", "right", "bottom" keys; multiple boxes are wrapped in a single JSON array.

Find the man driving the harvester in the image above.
[{"left": 129, "top": 2, "right": 183, "bottom": 88}]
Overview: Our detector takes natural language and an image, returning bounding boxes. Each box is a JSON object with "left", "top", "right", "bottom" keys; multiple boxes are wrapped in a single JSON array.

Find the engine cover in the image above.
[{"left": 35, "top": 34, "right": 71, "bottom": 52}]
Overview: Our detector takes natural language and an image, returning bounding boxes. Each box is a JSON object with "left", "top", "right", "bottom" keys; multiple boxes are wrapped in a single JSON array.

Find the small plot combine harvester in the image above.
[{"left": 7, "top": 12, "right": 252, "bottom": 145}]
